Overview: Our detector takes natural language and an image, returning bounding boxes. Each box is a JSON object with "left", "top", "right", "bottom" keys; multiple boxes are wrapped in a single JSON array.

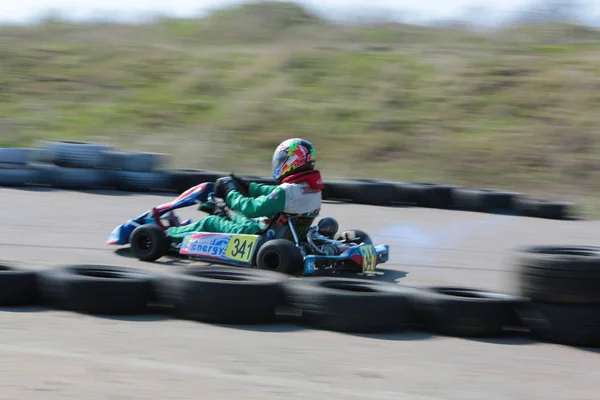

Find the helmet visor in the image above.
[{"left": 272, "top": 150, "right": 288, "bottom": 181}]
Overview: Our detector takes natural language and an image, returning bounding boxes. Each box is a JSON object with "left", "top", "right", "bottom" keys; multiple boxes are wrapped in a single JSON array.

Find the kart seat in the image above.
[{"left": 261, "top": 213, "right": 315, "bottom": 242}]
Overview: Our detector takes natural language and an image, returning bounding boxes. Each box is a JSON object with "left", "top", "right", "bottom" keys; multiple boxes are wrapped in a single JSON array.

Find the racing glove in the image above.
[
  {"left": 230, "top": 173, "right": 250, "bottom": 195},
  {"left": 213, "top": 177, "right": 230, "bottom": 199},
  {"left": 214, "top": 176, "right": 239, "bottom": 200},
  {"left": 198, "top": 201, "right": 216, "bottom": 214}
]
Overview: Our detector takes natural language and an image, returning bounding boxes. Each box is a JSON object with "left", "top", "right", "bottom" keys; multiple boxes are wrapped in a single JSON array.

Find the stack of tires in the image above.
[
  {"left": 514, "top": 246, "right": 600, "bottom": 347},
  {"left": 0, "top": 148, "right": 38, "bottom": 187},
  {"left": 283, "top": 278, "right": 525, "bottom": 336},
  {"left": 0, "top": 261, "right": 526, "bottom": 336},
  {"left": 32, "top": 140, "right": 116, "bottom": 189},
  {"left": 1, "top": 263, "right": 287, "bottom": 324},
  {"left": 0, "top": 263, "right": 40, "bottom": 306},
  {"left": 1, "top": 260, "right": 598, "bottom": 348},
  {"left": 320, "top": 179, "right": 573, "bottom": 219},
  {"left": 101, "top": 149, "right": 170, "bottom": 192},
  {"left": 323, "top": 179, "right": 457, "bottom": 209},
  {"left": 0, "top": 141, "right": 579, "bottom": 219},
  {"left": 30, "top": 140, "right": 170, "bottom": 192}
]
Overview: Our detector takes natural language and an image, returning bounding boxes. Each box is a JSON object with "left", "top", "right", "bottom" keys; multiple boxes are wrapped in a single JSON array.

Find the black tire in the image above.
[
  {"left": 350, "top": 179, "right": 396, "bottom": 206},
  {"left": 98, "top": 150, "right": 125, "bottom": 170},
  {"left": 130, "top": 225, "right": 170, "bottom": 262},
  {"left": 47, "top": 166, "right": 113, "bottom": 190},
  {"left": 239, "top": 175, "right": 274, "bottom": 186},
  {"left": 0, "top": 168, "right": 40, "bottom": 187},
  {"left": 516, "top": 302, "right": 600, "bottom": 348},
  {"left": 321, "top": 182, "right": 337, "bottom": 200},
  {"left": 0, "top": 263, "right": 40, "bottom": 306},
  {"left": 283, "top": 277, "right": 417, "bottom": 333},
  {"left": 410, "top": 286, "right": 527, "bottom": 337},
  {"left": 157, "top": 266, "right": 288, "bottom": 324},
  {"left": 324, "top": 179, "right": 395, "bottom": 206},
  {"left": 404, "top": 183, "right": 456, "bottom": 209},
  {"left": 0, "top": 148, "right": 32, "bottom": 166},
  {"left": 514, "top": 197, "right": 573, "bottom": 220},
  {"left": 29, "top": 164, "right": 54, "bottom": 186},
  {"left": 515, "top": 245, "right": 600, "bottom": 305},
  {"left": 121, "top": 152, "right": 168, "bottom": 172},
  {"left": 322, "top": 180, "right": 359, "bottom": 202},
  {"left": 388, "top": 182, "right": 412, "bottom": 205},
  {"left": 37, "top": 265, "right": 157, "bottom": 315},
  {"left": 39, "top": 140, "right": 113, "bottom": 169},
  {"left": 115, "top": 171, "right": 170, "bottom": 192},
  {"left": 101, "top": 151, "right": 168, "bottom": 172},
  {"left": 165, "top": 169, "right": 229, "bottom": 194},
  {"left": 452, "top": 188, "right": 521, "bottom": 213},
  {"left": 255, "top": 239, "right": 304, "bottom": 275}
]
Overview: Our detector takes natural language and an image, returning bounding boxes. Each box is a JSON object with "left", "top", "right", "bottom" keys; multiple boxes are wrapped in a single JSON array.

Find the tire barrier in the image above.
[
  {"left": 513, "top": 197, "right": 573, "bottom": 220},
  {"left": 36, "top": 264, "right": 157, "bottom": 315},
  {"left": 451, "top": 189, "right": 521, "bottom": 213},
  {"left": 0, "top": 168, "right": 41, "bottom": 187},
  {"left": 514, "top": 245, "right": 600, "bottom": 347},
  {"left": 38, "top": 140, "right": 114, "bottom": 169},
  {"left": 0, "top": 147, "right": 33, "bottom": 168},
  {"left": 410, "top": 287, "right": 526, "bottom": 338},
  {"left": 0, "top": 147, "right": 40, "bottom": 187},
  {"left": 402, "top": 182, "right": 457, "bottom": 209},
  {"left": 2, "top": 260, "right": 598, "bottom": 348},
  {"left": 0, "top": 141, "right": 578, "bottom": 219},
  {"left": 282, "top": 277, "right": 418, "bottom": 333},
  {"left": 0, "top": 263, "right": 41, "bottom": 306},
  {"left": 20, "top": 141, "right": 173, "bottom": 192},
  {"left": 100, "top": 151, "right": 167, "bottom": 173},
  {"left": 165, "top": 169, "right": 230, "bottom": 194},
  {"left": 156, "top": 266, "right": 287, "bottom": 324},
  {"left": 516, "top": 303, "right": 600, "bottom": 348},
  {"left": 44, "top": 166, "right": 115, "bottom": 190},
  {"left": 114, "top": 170, "right": 171, "bottom": 192}
]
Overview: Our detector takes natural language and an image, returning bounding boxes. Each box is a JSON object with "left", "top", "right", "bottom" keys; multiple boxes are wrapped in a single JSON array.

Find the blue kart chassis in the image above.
[{"left": 107, "top": 182, "right": 390, "bottom": 275}]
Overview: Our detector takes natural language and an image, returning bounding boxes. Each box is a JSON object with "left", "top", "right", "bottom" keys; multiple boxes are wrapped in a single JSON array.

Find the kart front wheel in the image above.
[
  {"left": 256, "top": 239, "right": 304, "bottom": 275},
  {"left": 130, "top": 224, "right": 169, "bottom": 262}
]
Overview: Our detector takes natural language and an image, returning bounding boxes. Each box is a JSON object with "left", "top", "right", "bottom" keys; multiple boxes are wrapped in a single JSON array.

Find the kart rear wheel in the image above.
[
  {"left": 130, "top": 224, "right": 169, "bottom": 262},
  {"left": 256, "top": 239, "right": 304, "bottom": 276}
]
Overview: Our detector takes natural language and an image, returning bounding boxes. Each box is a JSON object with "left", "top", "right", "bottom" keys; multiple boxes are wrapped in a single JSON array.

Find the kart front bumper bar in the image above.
[{"left": 303, "top": 244, "right": 389, "bottom": 275}]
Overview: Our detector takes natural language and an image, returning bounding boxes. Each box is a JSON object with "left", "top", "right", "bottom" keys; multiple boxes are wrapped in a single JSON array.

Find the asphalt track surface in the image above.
[{"left": 1, "top": 187, "right": 599, "bottom": 400}]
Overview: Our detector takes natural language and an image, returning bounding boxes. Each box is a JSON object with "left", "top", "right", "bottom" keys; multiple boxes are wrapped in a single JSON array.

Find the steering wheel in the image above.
[
  {"left": 202, "top": 193, "right": 228, "bottom": 218},
  {"left": 200, "top": 174, "right": 250, "bottom": 220},
  {"left": 204, "top": 175, "right": 240, "bottom": 218}
]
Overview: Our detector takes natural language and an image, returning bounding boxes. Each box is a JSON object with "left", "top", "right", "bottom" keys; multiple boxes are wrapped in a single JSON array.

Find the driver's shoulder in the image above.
[
  {"left": 278, "top": 183, "right": 321, "bottom": 204},
  {"left": 277, "top": 182, "right": 301, "bottom": 196}
]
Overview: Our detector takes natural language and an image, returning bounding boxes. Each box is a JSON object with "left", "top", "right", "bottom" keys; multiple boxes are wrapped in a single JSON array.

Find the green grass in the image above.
[{"left": 2, "top": 2, "right": 600, "bottom": 211}]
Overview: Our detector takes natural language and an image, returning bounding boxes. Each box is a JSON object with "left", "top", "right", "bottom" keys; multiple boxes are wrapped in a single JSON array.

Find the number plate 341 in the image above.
[{"left": 225, "top": 235, "right": 260, "bottom": 264}]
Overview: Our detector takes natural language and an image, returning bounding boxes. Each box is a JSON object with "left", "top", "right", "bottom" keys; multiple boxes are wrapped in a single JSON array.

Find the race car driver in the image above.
[{"left": 164, "top": 138, "right": 325, "bottom": 242}]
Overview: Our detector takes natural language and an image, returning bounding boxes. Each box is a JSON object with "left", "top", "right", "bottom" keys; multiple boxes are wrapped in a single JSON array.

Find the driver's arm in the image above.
[
  {"left": 226, "top": 187, "right": 286, "bottom": 219},
  {"left": 248, "top": 182, "right": 279, "bottom": 198}
]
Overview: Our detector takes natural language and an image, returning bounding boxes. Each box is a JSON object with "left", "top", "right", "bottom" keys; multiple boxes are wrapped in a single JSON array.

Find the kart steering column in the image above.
[
  {"left": 151, "top": 208, "right": 168, "bottom": 232},
  {"left": 306, "top": 227, "right": 327, "bottom": 255}
]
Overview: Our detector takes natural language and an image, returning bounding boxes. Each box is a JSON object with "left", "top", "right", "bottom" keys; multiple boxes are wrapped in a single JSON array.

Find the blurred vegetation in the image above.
[{"left": 1, "top": 1, "right": 600, "bottom": 205}]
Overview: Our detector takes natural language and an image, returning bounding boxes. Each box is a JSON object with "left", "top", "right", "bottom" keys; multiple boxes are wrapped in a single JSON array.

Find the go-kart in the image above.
[{"left": 106, "top": 175, "right": 390, "bottom": 275}]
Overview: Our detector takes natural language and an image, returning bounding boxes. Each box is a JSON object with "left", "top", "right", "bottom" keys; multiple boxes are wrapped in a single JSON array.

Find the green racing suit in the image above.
[{"left": 166, "top": 171, "right": 324, "bottom": 242}]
